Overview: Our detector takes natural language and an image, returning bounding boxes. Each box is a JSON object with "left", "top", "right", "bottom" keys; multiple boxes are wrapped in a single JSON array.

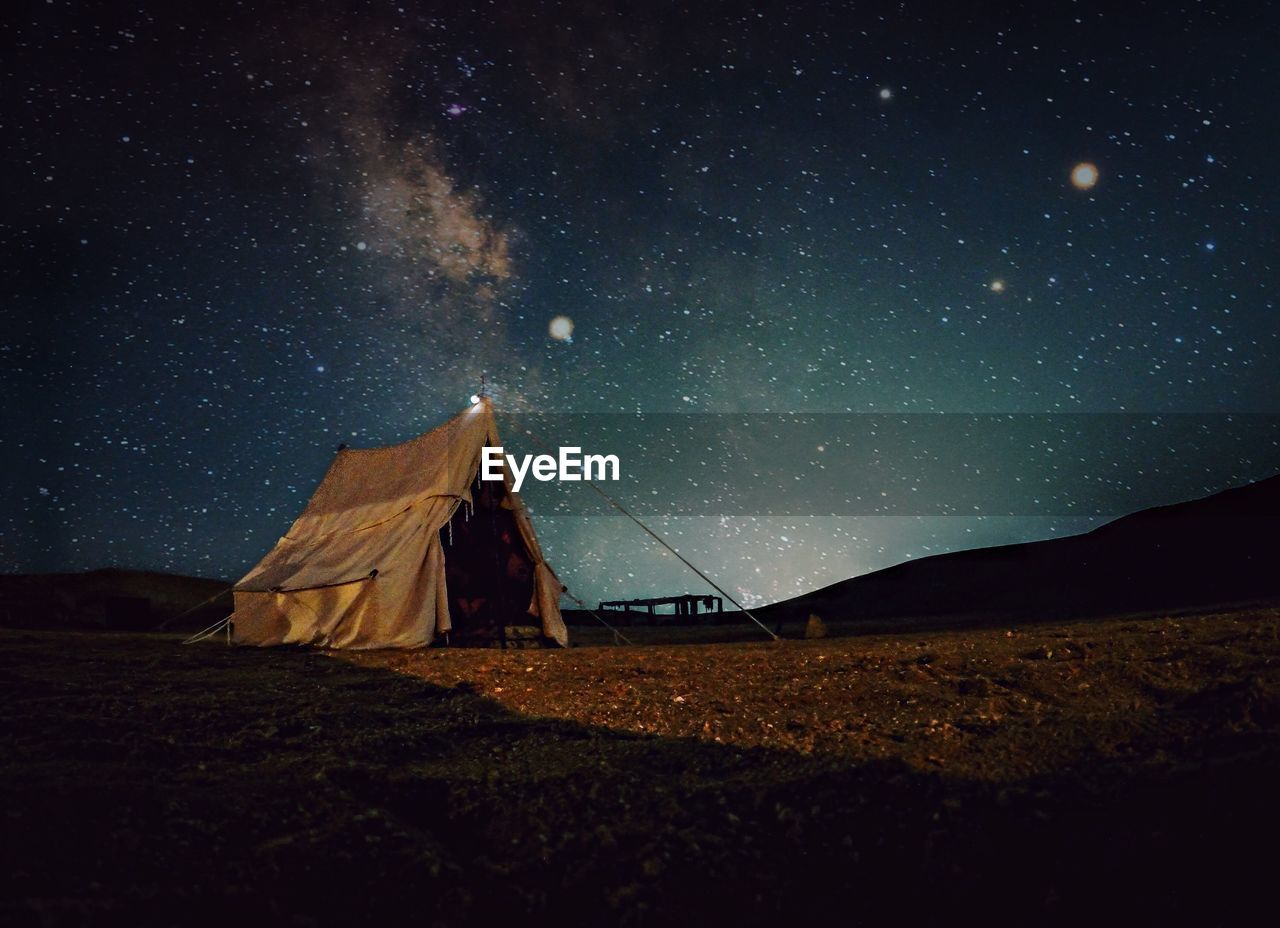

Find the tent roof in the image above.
[{"left": 236, "top": 401, "right": 502, "bottom": 594}]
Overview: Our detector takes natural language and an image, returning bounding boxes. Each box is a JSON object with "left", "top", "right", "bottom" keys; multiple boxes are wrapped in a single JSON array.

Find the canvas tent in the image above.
[{"left": 230, "top": 399, "right": 568, "bottom": 649}]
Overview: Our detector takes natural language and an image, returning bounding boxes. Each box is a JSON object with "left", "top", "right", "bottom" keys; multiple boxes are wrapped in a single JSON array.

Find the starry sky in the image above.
[{"left": 5, "top": 1, "right": 1279, "bottom": 606}]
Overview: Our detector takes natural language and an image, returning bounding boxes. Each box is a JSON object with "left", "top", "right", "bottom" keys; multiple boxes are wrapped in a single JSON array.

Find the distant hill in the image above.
[
  {"left": 756, "top": 474, "right": 1280, "bottom": 627},
  {"left": 8, "top": 475, "right": 1278, "bottom": 637},
  {"left": 0, "top": 569, "right": 231, "bottom": 632}
]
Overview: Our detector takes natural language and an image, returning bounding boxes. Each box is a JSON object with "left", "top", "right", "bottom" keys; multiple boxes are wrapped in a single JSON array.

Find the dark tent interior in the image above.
[{"left": 440, "top": 476, "right": 536, "bottom": 645}]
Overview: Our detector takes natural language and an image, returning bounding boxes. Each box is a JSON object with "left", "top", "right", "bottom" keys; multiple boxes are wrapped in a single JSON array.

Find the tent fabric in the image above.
[{"left": 231, "top": 401, "right": 567, "bottom": 649}]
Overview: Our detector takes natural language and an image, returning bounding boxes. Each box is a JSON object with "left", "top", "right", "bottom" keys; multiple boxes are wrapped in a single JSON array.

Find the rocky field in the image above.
[{"left": 2, "top": 608, "right": 1277, "bottom": 925}]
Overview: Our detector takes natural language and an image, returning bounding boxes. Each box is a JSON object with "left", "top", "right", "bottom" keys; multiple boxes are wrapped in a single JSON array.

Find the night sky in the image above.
[{"left": 5, "top": 1, "right": 1278, "bottom": 606}]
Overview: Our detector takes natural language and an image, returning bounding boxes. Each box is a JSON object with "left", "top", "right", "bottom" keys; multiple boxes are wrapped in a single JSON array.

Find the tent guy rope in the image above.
[
  {"left": 513, "top": 422, "right": 780, "bottom": 642},
  {"left": 560, "top": 586, "right": 634, "bottom": 645},
  {"left": 157, "top": 584, "right": 234, "bottom": 632},
  {"left": 182, "top": 613, "right": 232, "bottom": 645}
]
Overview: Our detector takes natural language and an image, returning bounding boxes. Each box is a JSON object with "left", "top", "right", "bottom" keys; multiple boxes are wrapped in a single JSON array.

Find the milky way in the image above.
[{"left": 4, "top": 2, "right": 1278, "bottom": 606}]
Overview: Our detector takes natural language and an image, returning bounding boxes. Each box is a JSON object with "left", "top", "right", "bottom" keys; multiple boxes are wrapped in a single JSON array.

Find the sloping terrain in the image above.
[
  {"left": 757, "top": 475, "right": 1280, "bottom": 626},
  {"left": 0, "top": 569, "right": 230, "bottom": 631}
]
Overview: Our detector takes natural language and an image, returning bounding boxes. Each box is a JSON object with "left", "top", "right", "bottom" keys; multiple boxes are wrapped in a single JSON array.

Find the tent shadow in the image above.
[{"left": 0, "top": 629, "right": 1274, "bottom": 927}]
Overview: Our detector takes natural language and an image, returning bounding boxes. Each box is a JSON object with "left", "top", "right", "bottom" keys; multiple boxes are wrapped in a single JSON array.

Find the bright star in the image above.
[
  {"left": 1070, "top": 162, "right": 1099, "bottom": 190},
  {"left": 549, "top": 315, "right": 574, "bottom": 341}
]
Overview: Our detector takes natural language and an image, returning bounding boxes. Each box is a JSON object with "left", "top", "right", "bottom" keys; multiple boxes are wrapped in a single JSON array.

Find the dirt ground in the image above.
[{"left": 2, "top": 608, "right": 1278, "bottom": 926}]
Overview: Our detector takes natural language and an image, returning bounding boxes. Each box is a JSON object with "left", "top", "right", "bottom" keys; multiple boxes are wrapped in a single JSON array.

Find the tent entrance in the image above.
[{"left": 440, "top": 475, "right": 537, "bottom": 645}]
